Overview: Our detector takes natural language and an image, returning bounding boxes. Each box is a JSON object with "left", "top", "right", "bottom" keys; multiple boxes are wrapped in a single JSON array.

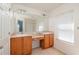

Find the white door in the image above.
[
  {"left": 0, "top": 10, "right": 2, "bottom": 55},
  {"left": 1, "top": 11, "right": 11, "bottom": 55}
]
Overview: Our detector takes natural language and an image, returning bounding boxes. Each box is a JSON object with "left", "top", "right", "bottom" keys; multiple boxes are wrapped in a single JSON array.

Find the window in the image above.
[
  {"left": 58, "top": 23, "right": 74, "bottom": 43},
  {"left": 55, "top": 11, "right": 74, "bottom": 43},
  {"left": 58, "top": 24, "right": 74, "bottom": 31}
]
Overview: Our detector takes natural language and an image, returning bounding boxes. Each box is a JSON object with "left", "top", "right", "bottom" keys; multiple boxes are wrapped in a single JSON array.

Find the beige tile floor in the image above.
[{"left": 32, "top": 47, "right": 64, "bottom": 55}]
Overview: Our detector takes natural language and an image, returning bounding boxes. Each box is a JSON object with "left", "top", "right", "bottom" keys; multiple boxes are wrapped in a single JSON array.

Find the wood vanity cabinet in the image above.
[
  {"left": 40, "top": 34, "right": 54, "bottom": 49},
  {"left": 43, "top": 34, "right": 50, "bottom": 48},
  {"left": 49, "top": 34, "right": 54, "bottom": 47},
  {"left": 10, "top": 36, "right": 32, "bottom": 55},
  {"left": 10, "top": 37, "right": 23, "bottom": 55},
  {"left": 23, "top": 36, "right": 32, "bottom": 55}
]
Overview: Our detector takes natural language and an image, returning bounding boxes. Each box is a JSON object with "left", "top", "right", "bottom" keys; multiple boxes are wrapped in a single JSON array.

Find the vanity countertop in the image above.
[
  {"left": 10, "top": 34, "right": 32, "bottom": 38},
  {"left": 42, "top": 31, "right": 54, "bottom": 35},
  {"left": 10, "top": 34, "right": 44, "bottom": 40},
  {"left": 10, "top": 32, "right": 53, "bottom": 40}
]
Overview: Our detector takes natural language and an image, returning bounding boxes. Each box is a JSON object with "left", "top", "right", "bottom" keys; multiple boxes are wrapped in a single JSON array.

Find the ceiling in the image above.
[{"left": 13, "top": 3, "right": 63, "bottom": 13}]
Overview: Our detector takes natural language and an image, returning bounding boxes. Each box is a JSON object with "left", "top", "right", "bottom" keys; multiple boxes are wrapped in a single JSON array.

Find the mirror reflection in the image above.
[{"left": 15, "top": 14, "right": 48, "bottom": 34}]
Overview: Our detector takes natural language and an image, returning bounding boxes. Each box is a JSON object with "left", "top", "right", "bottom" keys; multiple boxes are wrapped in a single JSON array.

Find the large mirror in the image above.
[
  {"left": 10, "top": 4, "right": 49, "bottom": 34},
  {"left": 14, "top": 14, "right": 48, "bottom": 34}
]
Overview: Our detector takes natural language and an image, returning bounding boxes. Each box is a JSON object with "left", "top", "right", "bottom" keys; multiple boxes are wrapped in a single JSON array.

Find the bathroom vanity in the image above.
[{"left": 10, "top": 32, "right": 54, "bottom": 55}]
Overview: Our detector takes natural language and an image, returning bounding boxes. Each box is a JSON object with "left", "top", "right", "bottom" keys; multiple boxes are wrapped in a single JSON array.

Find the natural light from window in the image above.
[
  {"left": 38, "top": 25, "right": 43, "bottom": 32},
  {"left": 57, "top": 23, "right": 74, "bottom": 43}
]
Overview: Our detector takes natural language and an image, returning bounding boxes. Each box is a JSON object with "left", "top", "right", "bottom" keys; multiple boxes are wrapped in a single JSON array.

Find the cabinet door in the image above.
[
  {"left": 23, "top": 36, "right": 32, "bottom": 55},
  {"left": 49, "top": 34, "right": 54, "bottom": 47},
  {"left": 44, "top": 34, "right": 50, "bottom": 48},
  {"left": 10, "top": 37, "right": 23, "bottom": 55}
]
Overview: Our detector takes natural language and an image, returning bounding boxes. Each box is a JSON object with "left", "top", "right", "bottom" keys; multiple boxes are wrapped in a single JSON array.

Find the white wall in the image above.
[
  {"left": 49, "top": 4, "right": 79, "bottom": 54},
  {"left": 0, "top": 4, "right": 14, "bottom": 55}
]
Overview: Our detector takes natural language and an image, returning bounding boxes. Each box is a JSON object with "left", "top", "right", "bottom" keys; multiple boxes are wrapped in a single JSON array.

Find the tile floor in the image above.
[{"left": 32, "top": 47, "right": 64, "bottom": 55}]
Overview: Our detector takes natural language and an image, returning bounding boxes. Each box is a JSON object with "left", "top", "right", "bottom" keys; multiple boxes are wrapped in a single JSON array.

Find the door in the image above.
[
  {"left": 44, "top": 34, "right": 50, "bottom": 48},
  {"left": 0, "top": 10, "right": 2, "bottom": 55},
  {"left": 49, "top": 34, "right": 54, "bottom": 47},
  {"left": 1, "top": 11, "right": 11, "bottom": 55},
  {"left": 23, "top": 36, "right": 32, "bottom": 55},
  {"left": 10, "top": 37, "right": 23, "bottom": 55}
]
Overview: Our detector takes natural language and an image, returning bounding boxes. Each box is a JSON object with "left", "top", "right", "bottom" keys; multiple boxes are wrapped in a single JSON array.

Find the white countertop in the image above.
[
  {"left": 10, "top": 32, "right": 53, "bottom": 39},
  {"left": 42, "top": 32, "right": 53, "bottom": 34},
  {"left": 11, "top": 34, "right": 32, "bottom": 38}
]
